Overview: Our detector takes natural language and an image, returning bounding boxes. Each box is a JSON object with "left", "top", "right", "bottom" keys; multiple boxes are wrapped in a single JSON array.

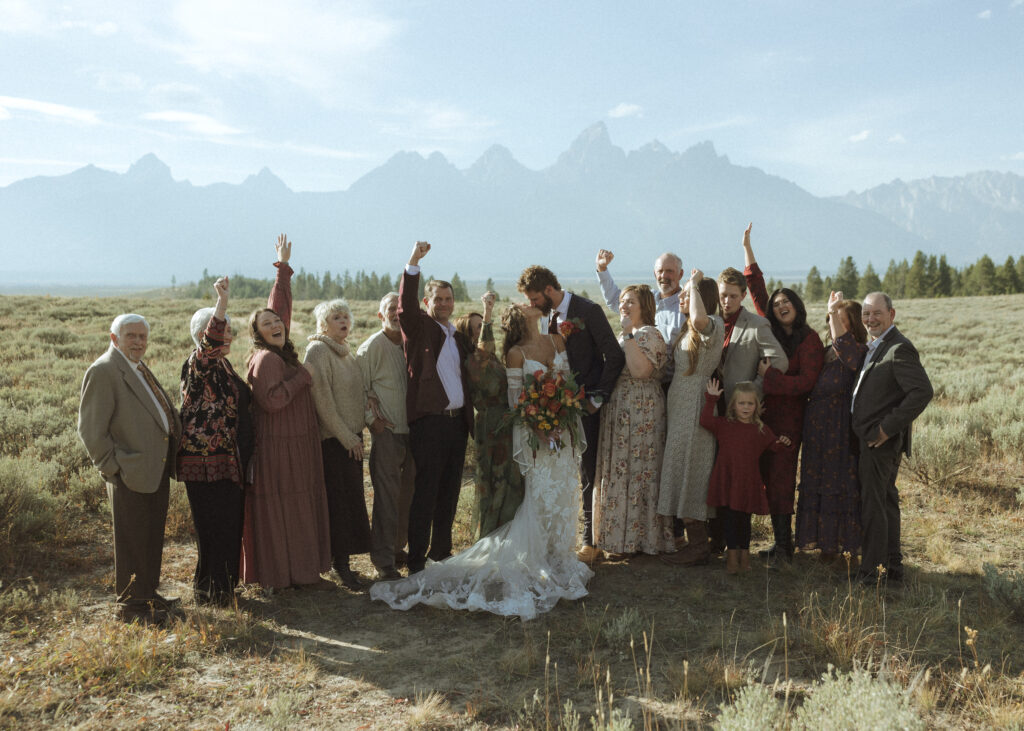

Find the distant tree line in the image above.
[
  {"left": 765, "top": 252, "right": 1024, "bottom": 302},
  {"left": 176, "top": 268, "right": 472, "bottom": 302}
]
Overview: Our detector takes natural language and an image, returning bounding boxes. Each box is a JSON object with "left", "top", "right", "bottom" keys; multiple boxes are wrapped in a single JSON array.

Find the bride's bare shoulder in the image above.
[{"left": 506, "top": 346, "right": 525, "bottom": 368}]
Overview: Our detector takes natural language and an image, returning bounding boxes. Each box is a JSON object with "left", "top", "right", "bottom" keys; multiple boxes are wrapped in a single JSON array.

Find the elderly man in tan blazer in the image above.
[{"left": 79, "top": 313, "right": 182, "bottom": 624}]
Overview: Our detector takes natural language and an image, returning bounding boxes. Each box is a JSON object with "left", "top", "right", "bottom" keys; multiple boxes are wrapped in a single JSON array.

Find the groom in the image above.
[{"left": 517, "top": 266, "right": 624, "bottom": 563}]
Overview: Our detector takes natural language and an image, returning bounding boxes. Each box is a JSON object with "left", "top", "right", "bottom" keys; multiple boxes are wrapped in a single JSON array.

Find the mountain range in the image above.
[{"left": 2, "top": 122, "right": 1021, "bottom": 287}]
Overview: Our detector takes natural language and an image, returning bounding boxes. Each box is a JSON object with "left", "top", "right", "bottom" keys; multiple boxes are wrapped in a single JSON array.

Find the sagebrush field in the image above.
[{"left": 1, "top": 292, "right": 1023, "bottom": 729}]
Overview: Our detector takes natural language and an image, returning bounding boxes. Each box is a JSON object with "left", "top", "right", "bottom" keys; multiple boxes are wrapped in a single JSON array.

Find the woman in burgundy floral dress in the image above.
[
  {"left": 794, "top": 292, "right": 868, "bottom": 558},
  {"left": 741, "top": 224, "right": 823, "bottom": 561}
]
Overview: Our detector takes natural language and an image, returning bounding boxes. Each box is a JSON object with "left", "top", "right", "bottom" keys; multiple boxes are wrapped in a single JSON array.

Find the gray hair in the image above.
[
  {"left": 655, "top": 252, "right": 683, "bottom": 270},
  {"left": 864, "top": 291, "right": 894, "bottom": 310},
  {"left": 110, "top": 313, "right": 149, "bottom": 339},
  {"left": 313, "top": 298, "right": 352, "bottom": 334},
  {"left": 379, "top": 292, "right": 399, "bottom": 317},
  {"left": 189, "top": 307, "right": 230, "bottom": 348}
]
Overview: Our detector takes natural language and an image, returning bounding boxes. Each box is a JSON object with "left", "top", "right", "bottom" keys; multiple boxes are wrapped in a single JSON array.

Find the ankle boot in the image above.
[
  {"left": 661, "top": 520, "right": 710, "bottom": 566},
  {"left": 726, "top": 549, "right": 740, "bottom": 574},
  {"left": 739, "top": 549, "right": 751, "bottom": 573},
  {"left": 760, "top": 514, "right": 794, "bottom": 562}
]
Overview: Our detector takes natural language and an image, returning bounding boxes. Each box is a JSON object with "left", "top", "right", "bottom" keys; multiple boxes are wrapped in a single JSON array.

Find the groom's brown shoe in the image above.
[{"left": 576, "top": 545, "right": 603, "bottom": 565}]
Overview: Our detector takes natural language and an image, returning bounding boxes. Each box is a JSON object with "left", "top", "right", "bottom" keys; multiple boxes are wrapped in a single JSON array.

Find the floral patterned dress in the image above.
[
  {"left": 465, "top": 323, "right": 525, "bottom": 539},
  {"left": 794, "top": 332, "right": 867, "bottom": 553},
  {"left": 593, "top": 326, "right": 667, "bottom": 554}
]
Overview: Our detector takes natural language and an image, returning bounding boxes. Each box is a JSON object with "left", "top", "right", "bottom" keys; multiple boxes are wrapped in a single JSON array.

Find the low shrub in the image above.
[
  {"left": 793, "top": 667, "right": 925, "bottom": 730},
  {"left": 982, "top": 563, "right": 1024, "bottom": 621},
  {"left": 0, "top": 456, "right": 60, "bottom": 560}
]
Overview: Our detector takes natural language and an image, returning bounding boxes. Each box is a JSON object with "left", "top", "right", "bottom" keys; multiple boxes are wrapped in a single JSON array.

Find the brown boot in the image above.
[
  {"left": 660, "top": 520, "right": 710, "bottom": 566},
  {"left": 739, "top": 549, "right": 751, "bottom": 573},
  {"left": 726, "top": 549, "right": 740, "bottom": 574}
]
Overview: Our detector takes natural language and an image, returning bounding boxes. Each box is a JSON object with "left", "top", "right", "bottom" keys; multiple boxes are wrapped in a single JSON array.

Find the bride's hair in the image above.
[{"left": 501, "top": 305, "right": 528, "bottom": 362}]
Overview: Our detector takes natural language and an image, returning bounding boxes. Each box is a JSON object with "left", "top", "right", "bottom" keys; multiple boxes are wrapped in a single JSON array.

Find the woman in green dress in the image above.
[{"left": 455, "top": 292, "right": 525, "bottom": 539}]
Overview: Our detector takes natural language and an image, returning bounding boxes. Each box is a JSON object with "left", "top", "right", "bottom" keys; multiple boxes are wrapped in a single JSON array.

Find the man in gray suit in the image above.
[
  {"left": 79, "top": 314, "right": 182, "bottom": 623},
  {"left": 716, "top": 267, "right": 788, "bottom": 401},
  {"left": 851, "top": 293, "right": 932, "bottom": 586}
]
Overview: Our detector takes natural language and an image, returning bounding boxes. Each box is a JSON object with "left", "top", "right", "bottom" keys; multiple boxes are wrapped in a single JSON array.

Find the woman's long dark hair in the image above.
[
  {"left": 767, "top": 288, "right": 812, "bottom": 357},
  {"left": 246, "top": 307, "right": 301, "bottom": 368},
  {"left": 500, "top": 305, "right": 528, "bottom": 362}
]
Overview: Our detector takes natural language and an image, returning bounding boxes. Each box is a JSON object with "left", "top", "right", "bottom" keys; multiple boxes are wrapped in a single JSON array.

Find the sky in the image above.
[{"left": 1, "top": 0, "right": 1023, "bottom": 198}]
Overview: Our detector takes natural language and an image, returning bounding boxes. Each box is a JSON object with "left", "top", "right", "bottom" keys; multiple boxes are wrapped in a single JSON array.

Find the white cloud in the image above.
[
  {"left": 977, "top": 9, "right": 992, "bottom": 19},
  {"left": 1006, "top": 152, "right": 1024, "bottom": 161},
  {"left": 0, "top": 95, "right": 99, "bottom": 124},
  {"left": 1013, "top": 0, "right": 1024, "bottom": 8},
  {"left": 608, "top": 103, "right": 643, "bottom": 119},
  {"left": 848, "top": 129, "right": 871, "bottom": 143},
  {"left": 141, "top": 110, "right": 242, "bottom": 136},
  {"left": 0, "top": 107, "right": 11, "bottom": 121},
  {"left": 888, "top": 133, "right": 907, "bottom": 144},
  {"left": 60, "top": 19, "right": 118, "bottom": 35},
  {"left": 166, "top": 0, "right": 400, "bottom": 92}
]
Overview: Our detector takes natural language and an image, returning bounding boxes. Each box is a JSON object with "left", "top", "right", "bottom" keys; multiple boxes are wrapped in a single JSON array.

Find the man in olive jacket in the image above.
[
  {"left": 79, "top": 314, "right": 182, "bottom": 623},
  {"left": 851, "top": 292, "right": 933, "bottom": 586}
]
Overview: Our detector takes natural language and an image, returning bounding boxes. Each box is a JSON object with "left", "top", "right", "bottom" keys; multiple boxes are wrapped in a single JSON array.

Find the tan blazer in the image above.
[
  {"left": 719, "top": 307, "right": 789, "bottom": 400},
  {"left": 78, "top": 346, "right": 182, "bottom": 493}
]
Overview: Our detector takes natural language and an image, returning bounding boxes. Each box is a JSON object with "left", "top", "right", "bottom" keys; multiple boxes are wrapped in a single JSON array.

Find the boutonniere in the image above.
[{"left": 558, "top": 317, "right": 586, "bottom": 338}]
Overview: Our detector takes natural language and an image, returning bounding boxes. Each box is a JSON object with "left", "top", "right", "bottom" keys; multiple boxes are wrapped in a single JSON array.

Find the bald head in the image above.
[
  {"left": 862, "top": 292, "right": 895, "bottom": 338},
  {"left": 654, "top": 252, "right": 683, "bottom": 297}
]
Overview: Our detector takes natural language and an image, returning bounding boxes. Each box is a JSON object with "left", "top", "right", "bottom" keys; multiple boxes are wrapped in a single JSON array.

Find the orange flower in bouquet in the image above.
[{"left": 501, "top": 368, "right": 586, "bottom": 454}]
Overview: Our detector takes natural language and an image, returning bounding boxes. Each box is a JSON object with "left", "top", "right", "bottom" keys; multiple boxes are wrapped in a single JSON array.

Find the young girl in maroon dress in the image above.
[{"left": 702, "top": 378, "right": 791, "bottom": 574}]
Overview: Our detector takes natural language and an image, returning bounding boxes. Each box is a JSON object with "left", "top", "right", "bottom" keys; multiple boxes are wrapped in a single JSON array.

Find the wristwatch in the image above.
[{"left": 623, "top": 332, "right": 634, "bottom": 340}]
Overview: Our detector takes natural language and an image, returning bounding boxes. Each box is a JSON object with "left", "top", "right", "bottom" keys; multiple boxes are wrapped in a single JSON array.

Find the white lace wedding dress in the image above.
[{"left": 370, "top": 352, "right": 592, "bottom": 621}]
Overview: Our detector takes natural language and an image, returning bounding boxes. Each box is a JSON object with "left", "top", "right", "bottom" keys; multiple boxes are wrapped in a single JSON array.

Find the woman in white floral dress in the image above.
[{"left": 593, "top": 284, "right": 668, "bottom": 556}]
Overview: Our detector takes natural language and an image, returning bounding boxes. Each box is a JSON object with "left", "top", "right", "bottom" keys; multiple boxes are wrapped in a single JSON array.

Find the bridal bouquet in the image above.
[{"left": 502, "top": 368, "right": 586, "bottom": 454}]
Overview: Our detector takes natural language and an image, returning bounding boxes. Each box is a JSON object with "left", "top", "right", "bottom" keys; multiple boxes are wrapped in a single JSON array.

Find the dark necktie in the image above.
[{"left": 549, "top": 311, "right": 559, "bottom": 335}]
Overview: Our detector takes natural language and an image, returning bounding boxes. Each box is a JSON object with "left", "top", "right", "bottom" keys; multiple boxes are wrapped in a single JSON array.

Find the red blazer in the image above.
[{"left": 398, "top": 269, "right": 474, "bottom": 431}]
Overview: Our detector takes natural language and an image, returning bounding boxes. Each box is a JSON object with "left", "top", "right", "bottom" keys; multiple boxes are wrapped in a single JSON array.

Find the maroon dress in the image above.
[
  {"left": 795, "top": 333, "right": 867, "bottom": 553},
  {"left": 745, "top": 264, "right": 824, "bottom": 514},
  {"left": 702, "top": 394, "right": 787, "bottom": 515},
  {"left": 241, "top": 262, "right": 331, "bottom": 588}
]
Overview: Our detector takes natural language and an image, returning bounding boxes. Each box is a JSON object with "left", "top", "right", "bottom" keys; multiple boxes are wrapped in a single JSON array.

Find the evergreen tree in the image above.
[
  {"left": 859, "top": 262, "right": 882, "bottom": 297},
  {"left": 882, "top": 259, "right": 908, "bottom": 299},
  {"left": 997, "top": 255, "right": 1022, "bottom": 294},
  {"left": 935, "top": 255, "right": 953, "bottom": 297},
  {"left": 485, "top": 277, "right": 496, "bottom": 293},
  {"left": 904, "top": 251, "right": 928, "bottom": 298},
  {"left": 805, "top": 266, "right": 824, "bottom": 301},
  {"left": 971, "top": 255, "right": 997, "bottom": 295},
  {"left": 450, "top": 273, "right": 470, "bottom": 301},
  {"left": 925, "top": 255, "right": 938, "bottom": 296},
  {"left": 1017, "top": 256, "right": 1024, "bottom": 289},
  {"left": 832, "top": 256, "right": 860, "bottom": 299}
]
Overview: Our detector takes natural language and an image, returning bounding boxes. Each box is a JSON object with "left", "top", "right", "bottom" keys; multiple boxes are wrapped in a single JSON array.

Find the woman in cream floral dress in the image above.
[{"left": 593, "top": 284, "right": 668, "bottom": 556}]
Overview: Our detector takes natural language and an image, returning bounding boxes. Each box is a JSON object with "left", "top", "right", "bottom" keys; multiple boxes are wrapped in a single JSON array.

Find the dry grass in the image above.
[{"left": 0, "top": 293, "right": 1023, "bottom": 727}]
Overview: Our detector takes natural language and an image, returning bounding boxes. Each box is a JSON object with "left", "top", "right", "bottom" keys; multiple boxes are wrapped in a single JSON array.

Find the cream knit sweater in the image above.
[{"left": 304, "top": 334, "right": 366, "bottom": 451}]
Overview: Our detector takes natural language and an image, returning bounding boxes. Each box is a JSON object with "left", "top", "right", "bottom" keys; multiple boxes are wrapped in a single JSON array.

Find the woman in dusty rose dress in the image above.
[
  {"left": 241, "top": 234, "right": 331, "bottom": 589},
  {"left": 593, "top": 284, "right": 668, "bottom": 556},
  {"left": 794, "top": 292, "right": 868, "bottom": 558}
]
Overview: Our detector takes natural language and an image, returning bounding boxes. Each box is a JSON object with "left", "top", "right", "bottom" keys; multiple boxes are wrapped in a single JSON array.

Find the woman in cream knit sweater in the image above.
[{"left": 305, "top": 299, "right": 372, "bottom": 589}]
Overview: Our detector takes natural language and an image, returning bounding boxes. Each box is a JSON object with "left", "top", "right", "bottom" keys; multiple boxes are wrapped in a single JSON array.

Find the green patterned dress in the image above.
[{"left": 466, "top": 323, "right": 525, "bottom": 539}]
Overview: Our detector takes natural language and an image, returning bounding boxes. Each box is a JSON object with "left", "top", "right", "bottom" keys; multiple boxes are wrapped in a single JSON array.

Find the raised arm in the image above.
[
  {"left": 686, "top": 268, "right": 710, "bottom": 333},
  {"left": 595, "top": 249, "right": 621, "bottom": 311},
  {"left": 398, "top": 241, "right": 429, "bottom": 339},
  {"left": 741, "top": 224, "right": 770, "bottom": 317},
  {"left": 479, "top": 291, "right": 497, "bottom": 355},
  {"left": 268, "top": 234, "right": 294, "bottom": 328}
]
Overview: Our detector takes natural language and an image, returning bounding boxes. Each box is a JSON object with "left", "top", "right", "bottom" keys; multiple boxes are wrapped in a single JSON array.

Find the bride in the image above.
[{"left": 369, "top": 302, "right": 593, "bottom": 620}]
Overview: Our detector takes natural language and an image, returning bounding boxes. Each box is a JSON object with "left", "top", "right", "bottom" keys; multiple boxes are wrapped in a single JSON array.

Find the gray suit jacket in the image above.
[
  {"left": 78, "top": 346, "right": 182, "bottom": 493},
  {"left": 851, "top": 326, "right": 932, "bottom": 457},
  {"left": 719, "top": 307, "right": 789, "bottom": 399}
]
